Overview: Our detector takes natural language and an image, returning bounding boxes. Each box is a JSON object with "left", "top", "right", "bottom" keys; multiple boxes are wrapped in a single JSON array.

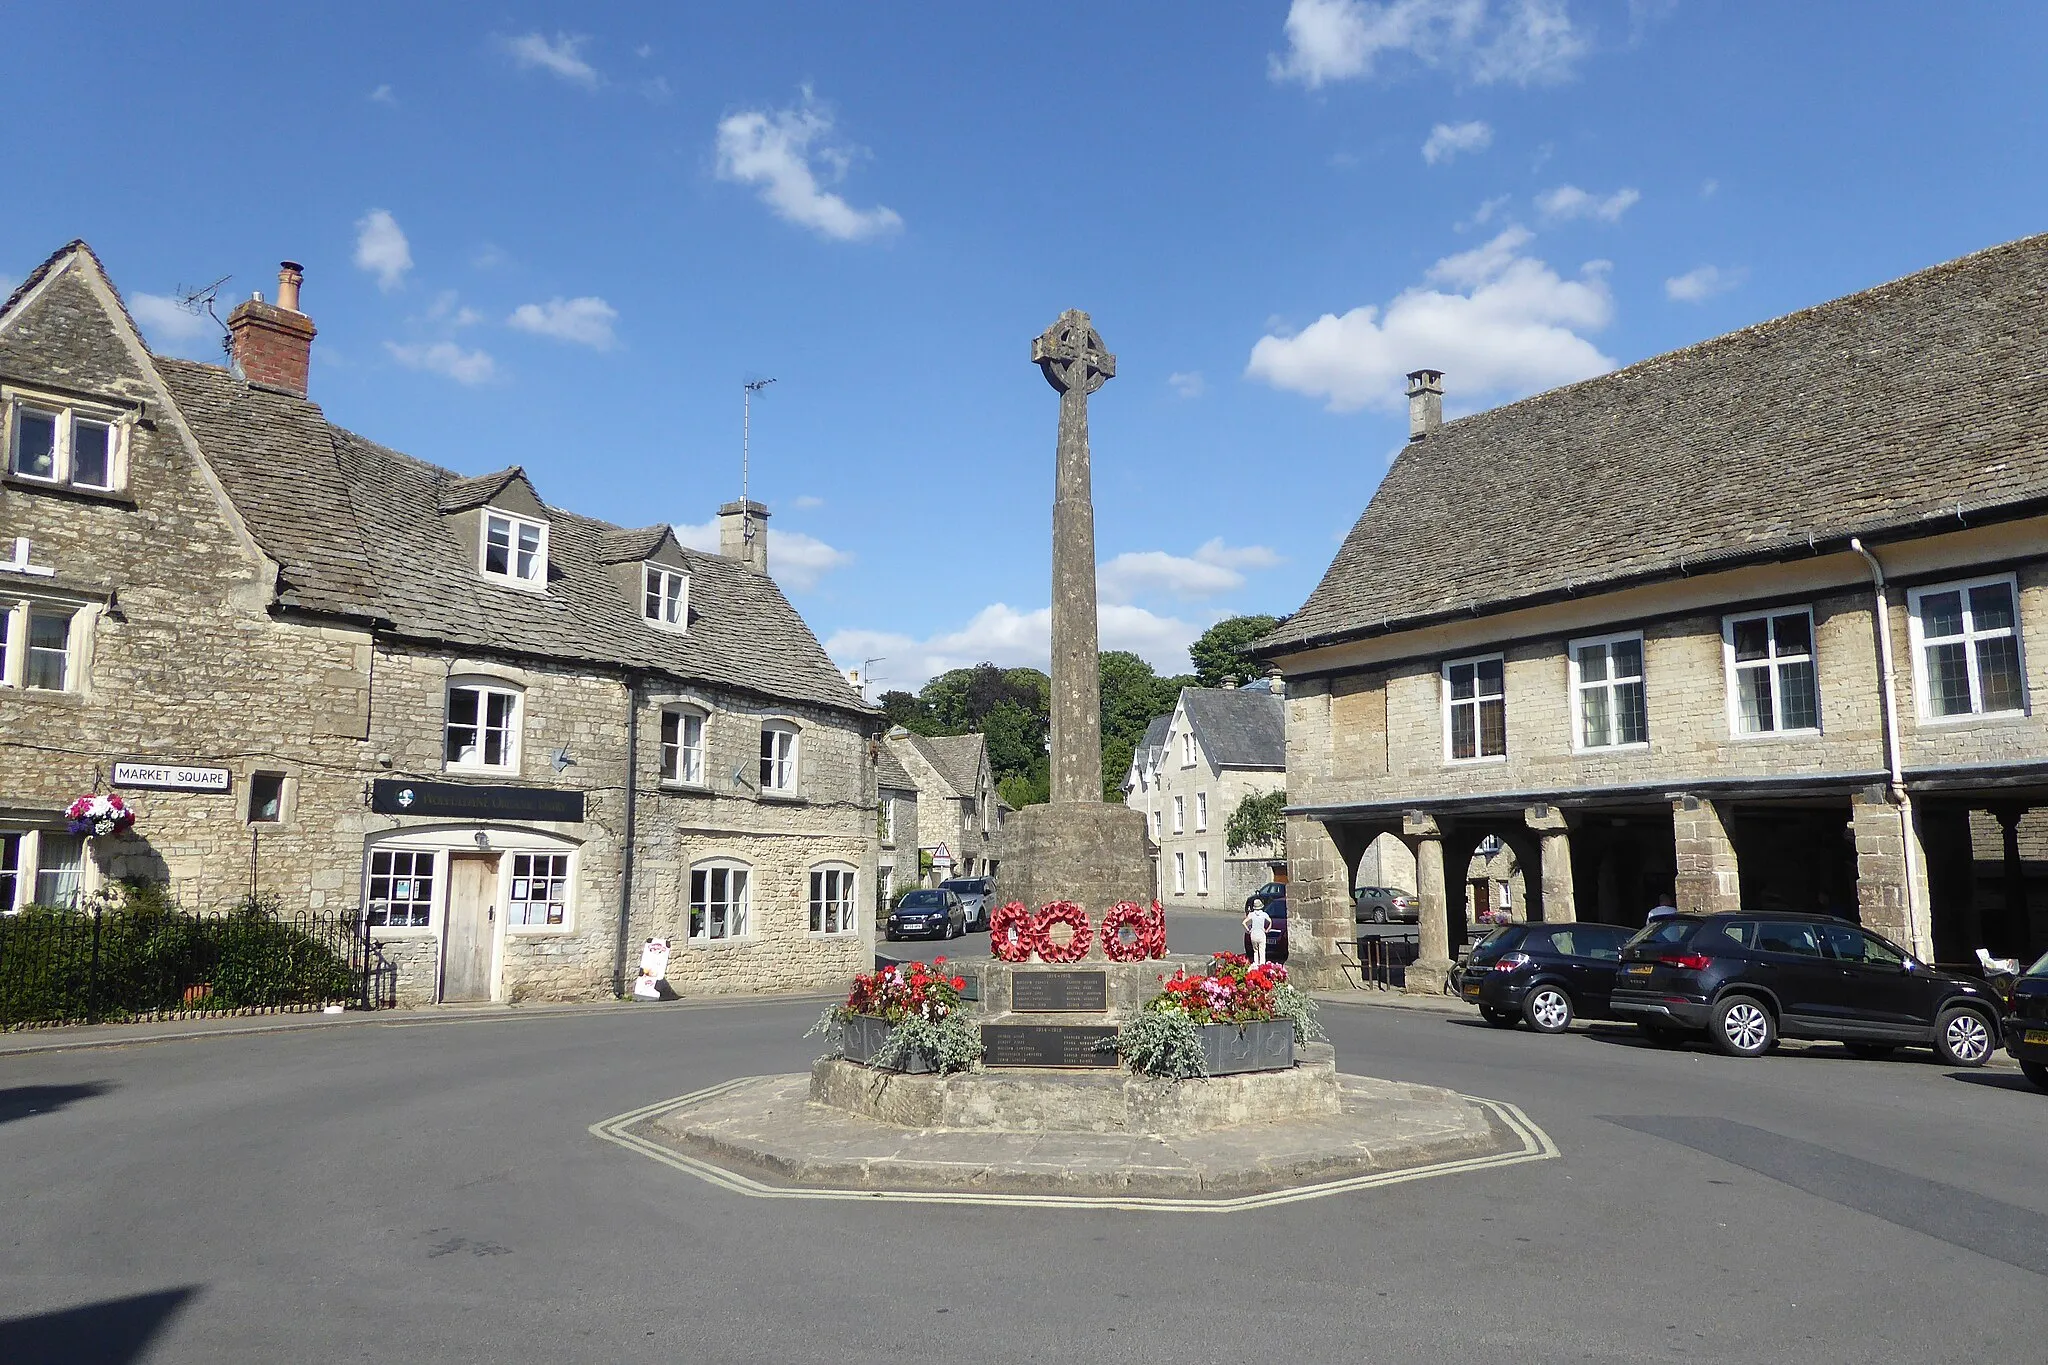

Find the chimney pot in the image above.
[
  {"left": 717, "top": 499, "right": 771, "bottom": 574},
  {"left": 277, "top": 261, "right": 304, "bottom": 313},
  {"left": 1406, "top": 368, "right": 1444, "bottom": 440},
  {"left": 226, "top": 261, "right": 317, "bottom": 397}
]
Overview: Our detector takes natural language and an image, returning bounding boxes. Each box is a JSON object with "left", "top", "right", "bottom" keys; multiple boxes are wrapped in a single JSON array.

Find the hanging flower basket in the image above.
[{"left": 66, "top": 793, "right": 135, "bottom": 839}]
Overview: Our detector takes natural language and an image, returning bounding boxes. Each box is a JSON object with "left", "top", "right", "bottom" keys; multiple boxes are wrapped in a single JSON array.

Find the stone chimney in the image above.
[
  {"left": 227, "top": 262, "right": 316, "bottom": 397},
  {"left": 1406, "top": 368, "right": 1444, "bottom": 440},
  {"left": 718, "top": 499, "right": 770, "bottom": 574},
  {"left": 1265, "top": 669, "right": 1286, "bottom": 699}
]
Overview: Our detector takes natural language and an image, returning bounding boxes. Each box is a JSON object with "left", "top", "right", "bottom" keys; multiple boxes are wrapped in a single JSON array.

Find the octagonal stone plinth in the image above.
[{"left": 811, "top": 1044, "right": 1342, "bottom": 1135}]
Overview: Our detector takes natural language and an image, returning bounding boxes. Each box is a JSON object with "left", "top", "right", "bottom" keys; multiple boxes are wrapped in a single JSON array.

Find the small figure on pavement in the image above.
[{"left": 1243, "top": 902, "right": 1273, "bottom": 967}]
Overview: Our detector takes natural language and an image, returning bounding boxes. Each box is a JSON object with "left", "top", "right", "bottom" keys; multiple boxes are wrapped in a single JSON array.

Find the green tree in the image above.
[
  {"left": 878, "top": 689, "right": 934, "bottom": 735},
  {"left": 1225, "top": 789, "right": 1287, "bottom": 855},
  {"left": 1098, "top": 650, "right": 1193, "bottom": 801},
  {"left": 1189, "top": 614, "right": 1284, "bottom": 689}
]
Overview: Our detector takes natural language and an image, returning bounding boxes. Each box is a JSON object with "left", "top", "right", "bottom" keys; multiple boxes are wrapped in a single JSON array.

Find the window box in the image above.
[
  {"left": 1908, "top": 574, "right": 2027, "bottom": 721},
  {"left": 1197, "top": 1019, "right": 1296, "bottom": 1076},
  {"left": 838, "top": 1014, "right": 938, "bottom": 1074}
]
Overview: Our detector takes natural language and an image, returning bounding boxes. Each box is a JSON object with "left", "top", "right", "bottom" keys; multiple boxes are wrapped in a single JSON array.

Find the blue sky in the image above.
[{"left": 6, "top": 2, "right": 2046, "bottom": 693}]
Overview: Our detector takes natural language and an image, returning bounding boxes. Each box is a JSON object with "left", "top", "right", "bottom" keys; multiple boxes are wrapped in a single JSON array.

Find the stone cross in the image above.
[{"left": 1033, "top": 310, "right": 1116, "bottom": 805}]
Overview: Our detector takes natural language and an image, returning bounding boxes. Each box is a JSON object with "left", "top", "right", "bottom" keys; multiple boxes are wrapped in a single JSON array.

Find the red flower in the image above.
[{"left": 951, "top": 976, "right": 966, "bottom": 990}]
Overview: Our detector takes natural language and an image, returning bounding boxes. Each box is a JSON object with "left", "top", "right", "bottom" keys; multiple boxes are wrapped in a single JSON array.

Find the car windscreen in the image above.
[
  {"left": 1471, "top": 925, "right": 1525, "bottom": 954},
  {"left": 897, "top": 891, "right": 944, "bottom": 908},
  {"left": 1623, "top": 919, "right": 1699, "bottom": 950},
  {"left": 2027, "top": 951, "right": 2048, "bottom": 978},
  {"left": 940, "top": 880, "right": 986, "bottom": 894}
]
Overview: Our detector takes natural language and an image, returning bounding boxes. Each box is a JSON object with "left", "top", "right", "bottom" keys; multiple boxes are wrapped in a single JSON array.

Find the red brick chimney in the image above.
[{"left": 227, "top": 262, "right": 316, "bottom": 397}]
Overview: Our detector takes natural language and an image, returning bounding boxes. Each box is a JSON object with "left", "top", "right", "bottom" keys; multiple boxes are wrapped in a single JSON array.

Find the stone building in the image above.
[
  {"left": 883, "top": 729, "right": 1001, "bottom": 883},
  {"left": 874, "top": 743, "right": 919, "bottom": 911},
  {"left": 1125, "top": 683, "right": 1286, "bottom": 910},
  {"left": 1258, "top": 234, "right": 2048, "bottom": 991},
  {"left": 0, "top": 241, "right": 880, "bottom": 1002}
]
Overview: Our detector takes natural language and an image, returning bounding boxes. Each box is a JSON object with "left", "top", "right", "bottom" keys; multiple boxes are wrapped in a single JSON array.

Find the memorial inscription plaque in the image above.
[
  {"left": 1009, "top": 970, "right": 1108, "bottom": 1013},
  {"left": 981, "top": 1024, "right": 1119, "bottom": 1068}
]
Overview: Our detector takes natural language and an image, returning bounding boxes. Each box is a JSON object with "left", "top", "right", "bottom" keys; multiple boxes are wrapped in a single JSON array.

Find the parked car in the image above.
[
  {"left": 1244, "top": 882, "right": 1287, "bottom": 912},
  {"left": 1609, "top": 911, "right": 2004, "bottom": 1064},
  {"left": 1460, "top": 922, "right": 1634, "bottom": 1031},
  {"left": 1242, "top": 892, "right": 1289, "bottom": 964},
  {"left": 939, "top": 877, "right": 994, "bottom": 931},
  {"left": 2005, "top": 949, "right": 2048, "bottom": 1092},
  {"left": 1354, "top": 886, "right": 1419, "bottom": 924},
  {"left": 885, "top": 888, "right": 966, "bottom": 942}
]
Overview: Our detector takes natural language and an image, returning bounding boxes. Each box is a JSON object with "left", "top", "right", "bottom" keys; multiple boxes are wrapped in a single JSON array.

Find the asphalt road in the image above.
[{"left": 4, "top": 928, "right": 2044, "bottom": 1364}]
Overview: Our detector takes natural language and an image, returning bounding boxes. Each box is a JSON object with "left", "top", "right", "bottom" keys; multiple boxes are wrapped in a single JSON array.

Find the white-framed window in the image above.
[
  {"left": 1908, "top": 575, "right": 2026, "bottom": 720},
  {"left": 1172, "top": 795, "right": 1185, "bottom": 834},
  {"left": 1444, "top": 653, "right": 1507, "bottom": 761},
  {"left": 1196, "top": 850, "right": 1210, "bottom": 894},
  {"left": 33, "top": 833, "right": 83, "bottom": 908},
  {"left": 643, "top": 564, "right": 689, "bottom": 629},
  {"left": 480, "top": 511, "right": 548, "bottom": 588},
  {"left": 2, "top": 603, "right": 82, "bottom": 692},
  {"left": 507, "top": 852, "right": 570, "bottom": 927},
  {"left": 1571, "top": 632, "right": 1648, "bottom": 750},
  {"left": 810, "top": 864, "right": 857, "bottom": 936},
  {"left": 1724, "top": 609, "right": 1819, "bottom": 735},
  {"left": 1173, "top": 852, "right": 1187, "bottom": 895},
  {"left": 1195, "top": 792, "right": 1208, "bottom": 831},
  {"left": 1181, "top": 732, "right": 1196, "bottom": 766},
  {"left": 759, "top": 722, "right": 798, "bottom": 793},
  {"left": 877, "top": 865, "right": 894, "bottom": 911},
  {"left": 0, "top": 832, "right": 19, "bottom": 913},
  {"left": 445, "top": 679, "right": 522, "bottom": 771},
  {"left": 660, "top": 708, "right": 706, "bottom": 785},
  {"left": 881, "top": 794, "right": 897, "bottom": 845},
  {"left": 366, "top": 848, "right": 436, "bottom": 928},
  {"left": 690, "top": 861, "right": 750, "bottom": 941},
  {"left": 6, "top": 397, "right": 125, "bottom": 492}
]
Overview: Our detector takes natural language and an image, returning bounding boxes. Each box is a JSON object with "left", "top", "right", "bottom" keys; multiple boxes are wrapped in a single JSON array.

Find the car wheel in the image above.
[
  {"left": 1373, "top": 906, "right": 1388, "bottom": 924},
  {"left": 2021, "top": 1060, "right": 2048, "bottom": 1093},
  {"left": 1479, "top": 1005, "right": 1517, "bottom": 1028},
  {"left": 1524, "top": 985, "right": 1573, "bottom": 1034},
  {"left": 1710, "top": 995, "right": 1775, "bottom": 1058},
  {"left": 1933, "top": 1006, "right": 1995, "bottom": 1068},
  {"left": 1641, "top": 1023, "right": 1688, "bottom": 1049},
  {"left": 1846, "top": 1042, "right": 1897, "bottom": 1061}
]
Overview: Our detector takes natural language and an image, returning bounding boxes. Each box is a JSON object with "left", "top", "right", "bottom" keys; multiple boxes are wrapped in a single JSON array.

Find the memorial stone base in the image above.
[{"left": 993, "top": 801, "right": 1154, "bottom": 921}]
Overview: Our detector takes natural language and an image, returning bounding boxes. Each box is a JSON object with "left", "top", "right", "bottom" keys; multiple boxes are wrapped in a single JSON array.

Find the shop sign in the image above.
[{"left": 370, "top": 779, "right": 585, "bottom": 824}]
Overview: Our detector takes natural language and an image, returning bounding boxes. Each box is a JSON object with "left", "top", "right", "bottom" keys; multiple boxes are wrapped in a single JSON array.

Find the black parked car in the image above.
[
  {"left": 939, "top": 877, "right": 994, "bottom": 931},
  {"left": 885, "top": 888, "right": 966, "bottom": 942},
  {"left": 1460, "top": 922, "right": 1634, "bottom": 1032},
  {"left": 2005, "top": 949, "right": 2048, "bottom": 1092},
  {"left": 1609, "top": 911, "right": 2004, "bottom": 1064},
  {"left": 1354, "top": 886, "right": 1419, "bottom": 924},
  {"left": 1241, "top": 889, "right": 1289, "bottom": 964}
]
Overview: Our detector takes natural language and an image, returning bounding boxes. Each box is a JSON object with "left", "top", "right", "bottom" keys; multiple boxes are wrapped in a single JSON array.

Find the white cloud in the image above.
[
  {"left": 1535, "top": 184, "right": 1640, "bottom": 222},
  {"left": 671, "top": 518, "right": 853, "bottom": 591},
  {"left": 129, "top": 292, "right": 215, "bottom": 345},
  {"left": 425, "top": 291, "right": 482, "bottom": 328},
  {"left": 1099, "top": 540, "right": 1281, "bottom": 604},
  {"left": 827, "top": 602, "right": 1202, "bottom": 694},
  {"left": 368, "top": 84, "right": 395, "bottom": 105},
  {"left": 503, "top": 32, "right": 598, "bottom": 87},
  {"left": 1245, "top": 225, "right": 1614, "bottom": 413},
  {"left": 715, "top": 95, "right": 902, "bottom": 242},
  {"left": 353, "top": 209, "right": 413, "bottom": 291},
  {"left": 1665, "top": 264, "right": 1745, "bottom": 303},
  {"left": 1270, "top": 0, "right": 1585, "bottom": 89},
  {"left": 792, "top": 494, "right": 825, "bottom": 509},
  {"left": 1166, "top": 370, "right": 1206, "bottom": 398},
  {"left": 1422, "top": 120, "right": 1492, "bottom": 164},
  {"left": 1700, "top": 177, "right": 1719, "bottom": 198},
  {"left": 385, "top": 340, "right": 496, "bottom": 385},
  {"left": 1457, "top": 193, "right": 1512, "bottom": 231},
  {"left": 507, "top": 296, "right": 619, "bottom": 349}
]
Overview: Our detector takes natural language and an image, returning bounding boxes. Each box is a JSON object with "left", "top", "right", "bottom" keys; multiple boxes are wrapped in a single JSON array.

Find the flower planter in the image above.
[
  {"left": 839, "top": 1014, "right": 937, "bottom": 1074},
  {"left": 1198, "top": 1019, "right": 1295, "bottom": 1075}
]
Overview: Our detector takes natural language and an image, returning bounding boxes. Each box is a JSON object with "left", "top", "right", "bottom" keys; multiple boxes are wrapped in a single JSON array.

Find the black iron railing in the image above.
[{"left": 0, "top": 902, "right": 390, "bottom": 1029}]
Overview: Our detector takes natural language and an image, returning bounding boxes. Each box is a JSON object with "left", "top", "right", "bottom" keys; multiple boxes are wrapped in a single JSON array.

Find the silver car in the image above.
[{"left": 939, "top": 878, "right": 994, "bottom": 931}]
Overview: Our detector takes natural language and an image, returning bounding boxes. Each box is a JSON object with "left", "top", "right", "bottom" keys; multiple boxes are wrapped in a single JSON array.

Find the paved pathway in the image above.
[{"left": 3, "top": 981, "right": 2043, "bottom": 1363}]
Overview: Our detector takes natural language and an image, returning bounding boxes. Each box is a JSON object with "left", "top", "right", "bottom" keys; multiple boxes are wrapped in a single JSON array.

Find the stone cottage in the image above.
[
  {"left": 1125, "top": 683, "right": 1287, "bottom": 910},
  {"left": 1258, "top": 233, "right": 2048, "bottom": 991},
  {"left": 883, "top": 729, "right": 1002, "bottom": 884},
  {"left": 0, "top": 241, "right": 880, "bottom": 1002}
]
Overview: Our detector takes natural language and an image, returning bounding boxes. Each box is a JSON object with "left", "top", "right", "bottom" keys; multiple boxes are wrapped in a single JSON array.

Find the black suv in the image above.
[
  {"left": 1610, "top": 912, "right": 2003, "bottom": 1064},
  {"left": 2004, "top": 949, "right": 2048, "bottom": 1092},
  {"left": 1460, "top": 922, "right": 1635, "bottom": 1032}
]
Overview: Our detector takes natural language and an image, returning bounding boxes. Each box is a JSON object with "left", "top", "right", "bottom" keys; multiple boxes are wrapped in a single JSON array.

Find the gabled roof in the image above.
[
  {"left": 1134, "top": 714, "right": 1171, "bottom": 772},
  {"left": 1180, "top": 688, "right": 1284, "bottom": 770},
  {"left": 147, "top": 355, "right": 866, "bottom": 716},
  {"left": 891, "top": 731, "right": 988, "bottom": 798},
  {"left": 436, "top": 467, "right": 538, "bottom": 514},
  {"left": 875, "top": 744, "right": 917, "bottom": 793},
  {"left": 595, "top": 524, "right": 677, "bottom": 565},
  {"left": 1262, "top": 232, "right": 2048, "bottom": 656}
]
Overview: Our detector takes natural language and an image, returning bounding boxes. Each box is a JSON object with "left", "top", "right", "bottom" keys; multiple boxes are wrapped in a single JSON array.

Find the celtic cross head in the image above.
[{"left": 1033, "top": 310, "right": 1116, "bottom": 396}]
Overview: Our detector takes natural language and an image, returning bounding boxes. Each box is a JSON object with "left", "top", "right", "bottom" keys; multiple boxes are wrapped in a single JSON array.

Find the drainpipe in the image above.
[
  {"left": 1849, "top": 538, "right": 1932, "bottom": 959},
  {"left": 612, "top": 673, "right": 641, "bottom": 998}
]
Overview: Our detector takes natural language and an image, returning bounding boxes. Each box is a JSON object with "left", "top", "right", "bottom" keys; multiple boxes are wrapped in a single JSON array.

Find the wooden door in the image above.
[
  {"left": 442, "top": 853, "right": 500, "bottom": 1002},
  {"left": 1470, "top": 878, "right": 1493, "bottom": 924}
]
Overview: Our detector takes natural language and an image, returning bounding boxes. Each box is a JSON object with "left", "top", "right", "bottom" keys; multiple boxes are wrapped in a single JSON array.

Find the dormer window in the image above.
[
  {"left": 644, "top": 565, "right": 688, "bottom": 629},
  {"left": 6, "top": 396, "right": 125, "bottom": 492},
  {"left": 482, "top": 512, "right": 547, "bottom": 588}
]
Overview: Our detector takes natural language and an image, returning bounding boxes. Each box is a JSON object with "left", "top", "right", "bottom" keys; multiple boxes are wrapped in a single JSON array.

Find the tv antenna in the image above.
[
  {"left": 174, "top": 275, "right": 233, "bottom": 360},
  {"left": 742, "top": 378, "right": 776, "bottom": 550}
]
